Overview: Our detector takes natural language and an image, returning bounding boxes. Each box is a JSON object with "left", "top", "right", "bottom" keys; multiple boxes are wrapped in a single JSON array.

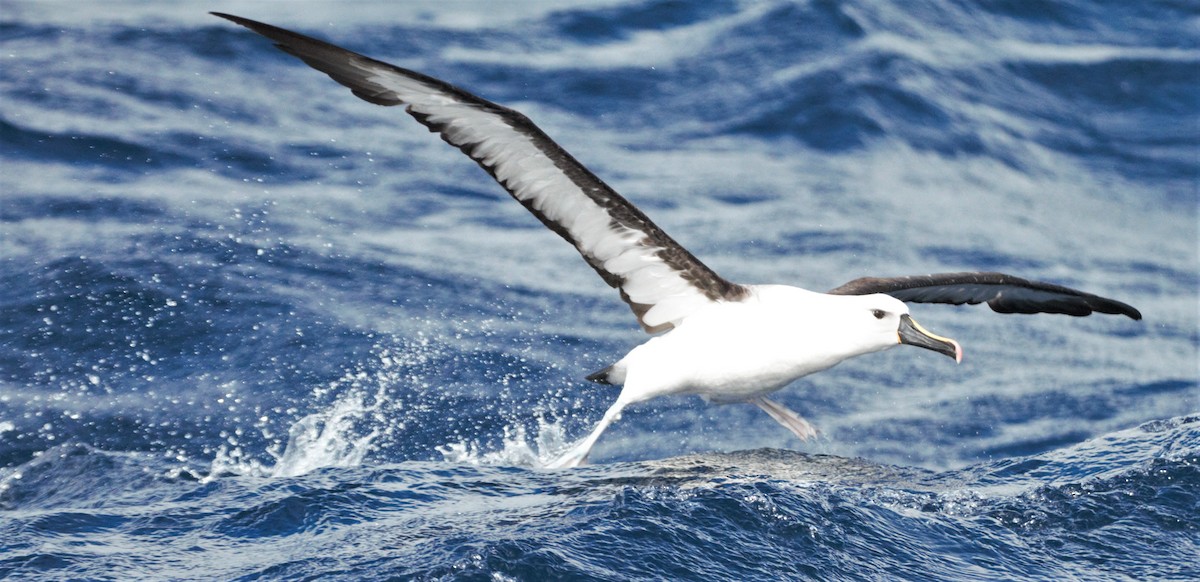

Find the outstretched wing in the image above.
[
  {"left": 828, "top": 272, "right": 1141, "bottom": 319},
  {"left": 213, "top": 13, "right": 747, "bottom": 333}
]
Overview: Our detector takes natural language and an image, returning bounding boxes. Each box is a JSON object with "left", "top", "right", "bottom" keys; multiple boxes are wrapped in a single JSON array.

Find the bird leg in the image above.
[
  {"left": 545, "top": 398, "right": 628, "bottom": 468},
  {"left": 750, "top": 396, "right": 818, "bottom": 441}
]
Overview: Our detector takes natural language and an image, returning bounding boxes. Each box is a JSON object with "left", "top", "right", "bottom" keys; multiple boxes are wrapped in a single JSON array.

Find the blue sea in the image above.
[{"left": 2, "top": 1, "right": 1197, "bottom": 579}]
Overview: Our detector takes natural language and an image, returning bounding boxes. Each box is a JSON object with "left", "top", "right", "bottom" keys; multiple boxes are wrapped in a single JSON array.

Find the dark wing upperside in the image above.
[
  {"left": 213, "top": 13, "right": 747, "bottom": 333},
  {"left": 827, "top": 271, "right": 1141, "bottom": 320}
]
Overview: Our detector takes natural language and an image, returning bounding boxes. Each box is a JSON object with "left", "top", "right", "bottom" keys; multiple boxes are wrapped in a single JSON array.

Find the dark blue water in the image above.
[{"left": 2, "top": 1, "right": 1197, "bottom": 579}]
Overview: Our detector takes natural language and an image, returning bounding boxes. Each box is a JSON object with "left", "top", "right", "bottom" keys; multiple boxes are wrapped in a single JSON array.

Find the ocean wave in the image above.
[{"left": 1, "top": 1, "right": 1195, "bottom": 579}]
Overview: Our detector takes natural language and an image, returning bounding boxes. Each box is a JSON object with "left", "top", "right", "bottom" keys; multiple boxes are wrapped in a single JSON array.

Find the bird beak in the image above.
[{"left": 898, "top": 314, "right": 962, "bottom": 363}]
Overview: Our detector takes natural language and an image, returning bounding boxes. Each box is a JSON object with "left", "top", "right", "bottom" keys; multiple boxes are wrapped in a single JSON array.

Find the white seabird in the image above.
[{"left": 213, "top": 13, "right": 1143, "bottom": 468}]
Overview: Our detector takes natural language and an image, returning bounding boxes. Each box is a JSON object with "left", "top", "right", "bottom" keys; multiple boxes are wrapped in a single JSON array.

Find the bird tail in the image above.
[{"left": 585, "top": 365, "right": 615, "bottom": 385}]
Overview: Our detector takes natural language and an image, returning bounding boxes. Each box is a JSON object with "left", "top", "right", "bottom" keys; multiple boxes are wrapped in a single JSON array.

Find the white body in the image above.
[
  {"left": 612, "top": 286, "right": 902, "bottom": 402},
  {"left": 547, "top": 286, "right": 915, "bottom": 467}
]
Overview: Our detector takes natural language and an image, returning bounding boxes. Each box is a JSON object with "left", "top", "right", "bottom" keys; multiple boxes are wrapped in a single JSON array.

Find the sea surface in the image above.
[{"left": 2, "top": 1, "right": 1197, "bottom": 580}]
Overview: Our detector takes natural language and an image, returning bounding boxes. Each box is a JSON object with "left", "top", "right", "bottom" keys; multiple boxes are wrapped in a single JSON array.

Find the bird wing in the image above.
[
  {"left": 213, "top": 13, "right": 747, "bottom": 333},
  {"left": 827, "top": 272, "right": 1141, "bottom": 319}
]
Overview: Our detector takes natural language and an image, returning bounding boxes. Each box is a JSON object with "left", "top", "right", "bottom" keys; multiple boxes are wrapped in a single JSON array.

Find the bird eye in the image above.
[{"left": 872, "top": 309, "right": 887, "bottom": 320}]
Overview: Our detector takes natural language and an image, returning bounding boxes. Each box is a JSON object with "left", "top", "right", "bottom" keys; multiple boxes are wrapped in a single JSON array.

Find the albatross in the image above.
[{"left": 213, "top": 13, "right": 1142, "bottom": 468}]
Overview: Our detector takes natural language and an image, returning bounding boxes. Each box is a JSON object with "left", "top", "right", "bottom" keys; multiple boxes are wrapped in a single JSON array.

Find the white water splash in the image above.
[
  {"left": 200, "top": 330, "right": 587, "bottom": 478},
  {"left": 204, "top": 343, "right": 429, "bottom": 480},
  {"left": 269, "top": 386, "right": 386, "bottom": 478},
  {"left": 437, "top": 415, "right": 580, "bottom": 468},
  {"left": 204, "top": 384, "right": 393, "bottom": 481}
]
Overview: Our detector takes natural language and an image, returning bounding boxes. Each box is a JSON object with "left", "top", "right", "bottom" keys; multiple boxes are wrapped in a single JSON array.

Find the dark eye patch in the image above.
[{"left": 872, "top": 309, "right": 887, "bottom": 319}]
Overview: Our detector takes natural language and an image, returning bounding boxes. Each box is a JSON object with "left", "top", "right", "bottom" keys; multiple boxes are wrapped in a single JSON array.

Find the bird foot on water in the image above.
[{"left": 544, "top": 443, "right": 591, "bottom": 469}]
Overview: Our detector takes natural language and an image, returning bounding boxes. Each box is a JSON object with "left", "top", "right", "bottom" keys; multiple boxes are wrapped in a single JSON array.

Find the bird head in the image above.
[{"left": 859, "top": 294, "right": 963, "bottom": 363}]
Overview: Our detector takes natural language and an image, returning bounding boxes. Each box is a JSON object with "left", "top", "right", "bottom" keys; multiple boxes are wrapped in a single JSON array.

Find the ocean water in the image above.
[{"left": 1, "top": 0, "right": 1197, "bottom": 579}]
